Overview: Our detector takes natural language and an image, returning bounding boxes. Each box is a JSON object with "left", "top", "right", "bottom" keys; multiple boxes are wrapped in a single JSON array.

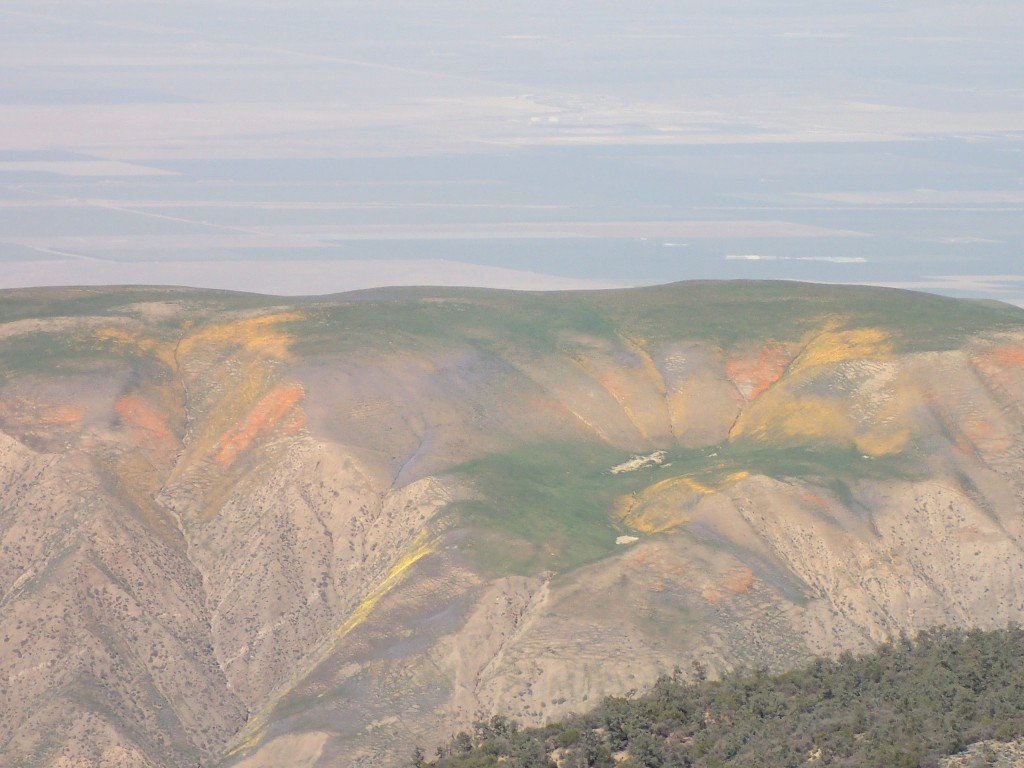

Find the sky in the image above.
[{"left": 1, "top": 1, "right": 1022, "bottom": 303}]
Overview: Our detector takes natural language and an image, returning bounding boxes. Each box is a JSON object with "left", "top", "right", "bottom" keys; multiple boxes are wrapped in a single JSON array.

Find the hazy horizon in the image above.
[{"left": 1, "top": 1, "right": 1022, "bottom": 304}]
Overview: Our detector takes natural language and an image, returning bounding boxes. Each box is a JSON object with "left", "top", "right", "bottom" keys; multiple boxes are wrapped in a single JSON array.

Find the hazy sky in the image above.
[{"left": 1, "top": 1, "right": 1022, "bottom": 302}]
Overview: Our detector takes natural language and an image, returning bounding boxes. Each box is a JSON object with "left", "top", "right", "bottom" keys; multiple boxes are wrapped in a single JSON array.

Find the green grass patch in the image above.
[
  {"left": 0, "top": 331, "right": 128, "bottom": 384},
  {"left": 6, "top": 283, "right": 1023, "bottom": 358},
  {"left": 290, "top": 281, "right": 1024, "bottom": 361},
  {"left": 721, "top": 438, "right": 916, "bottom": 484},
  {"left": 447, "top": 441, "right": 657, "bottom": 576},
  {"left": 448, "top": 436, "right": 917, "bottom": 577},
  {"left": 594, "top": 281, "right": 1024, "bottom": 352},
  {"left": 0, "top": 286, "right": 281, "bottom": 324},
  {"left": 288, "top": 288, "right": 620, "bottom": 359}
]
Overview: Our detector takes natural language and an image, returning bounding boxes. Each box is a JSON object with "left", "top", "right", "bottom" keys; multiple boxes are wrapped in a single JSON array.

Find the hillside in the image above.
[
  {"left": 426, "top": 625, "right": 1024, "bottom": 768},
  {"left": 1, "top": 281, "right": 1024, "bottom": 767}
]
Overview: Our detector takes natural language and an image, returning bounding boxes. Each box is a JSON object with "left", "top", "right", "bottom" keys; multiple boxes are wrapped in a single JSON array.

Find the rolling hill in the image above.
[{"left": 2, "top": 281, "right": 1024, "bottom": 767}]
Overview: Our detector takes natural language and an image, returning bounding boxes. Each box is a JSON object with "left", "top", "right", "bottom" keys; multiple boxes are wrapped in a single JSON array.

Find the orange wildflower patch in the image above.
[
  {"left": 971, "top": 346, "right": 1024, "bottom": 391},
  {"left": 0, "top": 398, "right": 83, "bottom": 427},
  {"left": 115, "top": 395, "right": 175, "bottom": 449},
  {"left": 42, "top": 403, "right": 83, "bottom": 426},
  {"left": 177, "top": 312, "right": 303, "bottom": 362},
  {"left": 215, "top": 383, "right": 304, "bottom": 467},
  {"left": 703, "top": 566, "right": 755, "bottom": 604},
  {"left": 801, "top": 491, "right": 829, "bottom": 510},
  {"left": 976, "top": 346, "right": 1024, "bottom": 369},
  {"left": 725, "top": 343, "right": 792, "bottom": 401},
  {"left": 702, "top": 588, "right": 722, "bottom": 605},
  {"left": 723, "top": 566, "right": 754, "bottom": 594}
]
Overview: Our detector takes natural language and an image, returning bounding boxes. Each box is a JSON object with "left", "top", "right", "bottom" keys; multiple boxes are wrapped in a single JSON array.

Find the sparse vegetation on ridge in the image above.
[{"left": 424, "top": 626, "right": 1024, "bottom": 768}]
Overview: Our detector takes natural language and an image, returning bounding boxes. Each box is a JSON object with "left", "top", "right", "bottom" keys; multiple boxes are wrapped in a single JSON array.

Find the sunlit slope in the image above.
[
  {"left": 223, "top": 282, "right": 1024, "bottom": 766},
  {"left": 2, "top": 282, "right": 1024, "bottom": 768}
]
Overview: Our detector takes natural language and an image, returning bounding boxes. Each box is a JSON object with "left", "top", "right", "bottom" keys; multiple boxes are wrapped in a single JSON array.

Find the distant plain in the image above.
[{"left": 0, "top": 1, "right": 1021, "bottom": 302}]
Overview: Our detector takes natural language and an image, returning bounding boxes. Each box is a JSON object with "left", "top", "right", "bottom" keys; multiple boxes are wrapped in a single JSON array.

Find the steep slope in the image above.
[
  {"left": 1, "top": 282, "right": 1023, "bottom": 767},
  {"left": 427, "top": 626, "right": 1024, "bottom": 768}
]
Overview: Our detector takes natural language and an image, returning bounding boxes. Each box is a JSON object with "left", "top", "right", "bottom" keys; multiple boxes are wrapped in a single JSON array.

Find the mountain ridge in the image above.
[{"left": 2, "top": 281, "right": 1024, "bottom": 767}]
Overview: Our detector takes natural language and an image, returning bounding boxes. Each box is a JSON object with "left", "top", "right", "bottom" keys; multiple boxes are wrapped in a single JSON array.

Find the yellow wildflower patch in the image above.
[
  {"left": 176, "top": 312, "right": 303, "bottom": 362},
  {"left": 788, "top": 324, "right": 893, "bottom": 378},
  {"left": 228, "top": 532, "right": 436, "bottom": 757},
  {"left": 95, "top": 326, "right": 177, "bottom": 370},
  {"left": 617, "top": 471, "right": 749, "bottom": 534},
  {"left": 733, "top": 394, "right": 852, "bottom": 443}
]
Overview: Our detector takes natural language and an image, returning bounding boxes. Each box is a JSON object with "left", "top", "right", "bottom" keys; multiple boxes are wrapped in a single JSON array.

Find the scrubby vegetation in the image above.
[{"left": 421, "top": 626, "right": 1024, "bottom": 767}]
